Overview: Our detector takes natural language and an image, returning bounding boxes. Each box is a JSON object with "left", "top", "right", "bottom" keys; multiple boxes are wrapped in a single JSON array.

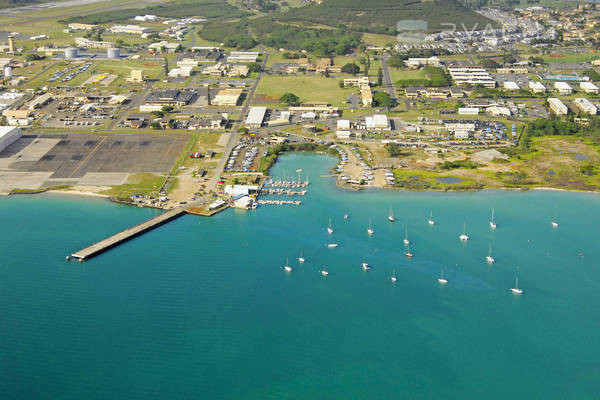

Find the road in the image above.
[{"left": 380, "top": 55, "right": 397, "bottom": 101}]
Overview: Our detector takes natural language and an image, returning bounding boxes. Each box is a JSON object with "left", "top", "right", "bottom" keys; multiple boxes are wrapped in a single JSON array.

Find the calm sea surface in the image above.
[{"left": 1, "top": 153, "right": 600, "bottom": 399}]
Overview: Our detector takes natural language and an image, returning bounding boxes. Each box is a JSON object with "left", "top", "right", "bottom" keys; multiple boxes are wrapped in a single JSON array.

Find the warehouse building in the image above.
[
  {"left": 245, "top": 106, "right": 267, "bottom": 128},
  {"left": 0, "top": 126, "right": 21, "bottom": 153}
]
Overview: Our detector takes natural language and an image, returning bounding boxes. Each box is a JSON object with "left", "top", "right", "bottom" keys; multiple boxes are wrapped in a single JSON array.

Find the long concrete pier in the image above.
[{"left": 71, "top": 207, "right": 187, "bottom": 261}]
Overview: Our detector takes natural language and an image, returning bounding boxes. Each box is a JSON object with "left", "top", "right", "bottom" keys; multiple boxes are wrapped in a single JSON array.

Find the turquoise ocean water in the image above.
[{"left": 1, "top": 152, "right": 600, "bottom": 399}]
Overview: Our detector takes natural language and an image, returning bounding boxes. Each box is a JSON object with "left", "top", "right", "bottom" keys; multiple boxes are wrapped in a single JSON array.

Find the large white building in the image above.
[
  {"left": 554, "top": 82, "right": 573, "bottom": 95},
  {"left": 365, "top": 114, "right": 389, "bottom": 130},
  {"left": 504, "top": 81, "right": 520, "bottom": 91},
  {"left": 110, "top": 25, "right": 152, "bottom": 35},
  {"left": 580, "top": 81, "right": 599, "bottom": 94},
  {"left": 0, "top": 126, "right": 21, "bottom": 152},
  {"left": 245, "top": 106, "right": 267, "bottom": 128},
  {"left": 447, "top": 67, "right": 496, "bottom": 88},
  {"left": 548, "top": 98, "right": 568, "bottom": 115},
  {"left": 574, "top": 97, "right": 597, "bottom": 115},
  {"left": 529, "top": 81, "right": 546, "bottom": 93}
]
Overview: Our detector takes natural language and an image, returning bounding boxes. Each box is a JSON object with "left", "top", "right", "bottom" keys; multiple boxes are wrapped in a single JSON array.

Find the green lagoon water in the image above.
[{"left": 1, "top": 153, "right": 600, "bottom": 399}]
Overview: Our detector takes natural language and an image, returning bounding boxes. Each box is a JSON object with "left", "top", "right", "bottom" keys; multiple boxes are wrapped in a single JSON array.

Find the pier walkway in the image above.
[{"left": 71, "top": 207, "right": 187, "bottom": 261}]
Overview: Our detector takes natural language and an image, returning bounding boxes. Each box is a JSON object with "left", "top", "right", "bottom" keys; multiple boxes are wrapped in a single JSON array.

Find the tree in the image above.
[
  {"left": 341, "top": 63, "right": 360, "bottom": 75},
  {"left": 163, "top": 56, "right": 169, "bottom": 76},
  {"left": 377, "top": 67, "right": 383, "bottom": 86},
  {"left": 338, "top": 80, "right": 345, "bottom": 88},
  {"left": 387, "top": 56, "right": 404, "bottom": 69},
  {"left": 364, "top": 54, "right": 371, "bottom": 77},
  {"left": 151, "top": 111, "right": 164, "bottom": 118},
  {"left": 161, "top": 105, "right": 174, "bottom": 113},
  {"left": 149, "top": 121, "right": 162, "bottom": 129},
  {"left": 480, "top": 58, "right": 499, "bottom": 69},
  {"left": 280, "top": 92, "right": 300, "bottom": 106},
  {"left": 247, "top": 62, "right": 262, "bottom": 73},
  {"left": 373, "top": 92, "right": 394, "bottom": 109}
]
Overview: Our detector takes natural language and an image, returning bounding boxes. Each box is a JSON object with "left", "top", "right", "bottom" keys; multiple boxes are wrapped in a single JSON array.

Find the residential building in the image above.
[
  {"left": 574, "top": 97, "right": 597, "bottom": 115},
  {"left": 343, "top": 76, "right": 370, "bottom": 88},
  {"left": 554, "top": 82, "right": 573, "bottom": 95},
  {"left": 448, "top": 67, "right": 496, "bottom": 88},
  {"left": 529, "top": 81, "right": 546, "bottom": 93},
  {"left": 548, "top": 97, "right": 568, "bottom": 115},
  {"left": 405, "top": 56, "right": 441, "bottom": 69},
  {"left": 504, "top": 81, "right": 520, "bottom": 90},
  {"left": 496, "top": 67, "right": 528, "bottom": 74},
  {"left": 360, "top": 88, "right": 373, "bottom": 107},
  {"left": 580, "top": 81, "right": 599, "bottom": 94},
  {"left": 68, "top": 23, "right": 97, "bottom": 31}
]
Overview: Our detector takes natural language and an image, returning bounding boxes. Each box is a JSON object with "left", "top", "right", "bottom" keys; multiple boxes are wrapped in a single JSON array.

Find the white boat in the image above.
[
  {"left": 388, "top": 207, "right": 395, "bottom": 222},
  {"left": 320, "top": 269, "right": 329, "bottom": 276},
  {"left": 428, "top": 211, "right": 435, "bottom": 226},
  {"left": 489, "top": 208, "right": 497, "bottom": 229},
  {"left": 298, "top": 249, "right": 305, "bottom": 263},
  {"left": 283, "top": 257, "right": 292, "bottom": 272},
  {"left": 551, "top": 221, "right": 559, "bottom": 228},
  {"left": 438, "top": 269, "right": 448, "bottom": 284},
  {"left": 362, "top": 262, "right": 371, "bottom": 271},
  {"left": 405, "top": 244, "right": 413, "bottom": 258},
  {"left": 296, "top": 169, "right": 303, "bottom": 173},
  {"left": 367, "top": 219, "right": 374, "bottom": 235},
  {"left": 486, "top": 244, "right": 495, "bottom": 263},
  {"left": 327, "top": 243, "right": 338, "bottom": 248},
  {"left": 390, "top": 269, "right": 397, "bottom": 282},
  {"left": 459, "top": 222, "right": 469, "bottom": 241},
  {"left": 403, "top": 228, "right": 410, "bottom": 245},
  {"left": 511, "top": 276, "right": 523, "bottom": 294},
  {"left": 327, "top": 218, "right": 334, "bottom": 234},
  {"left": 344, "top": 214, "right": 349, "bottom": 220}
]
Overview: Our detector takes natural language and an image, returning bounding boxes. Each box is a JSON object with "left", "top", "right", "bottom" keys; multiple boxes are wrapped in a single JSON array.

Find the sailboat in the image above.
[
  {"left": 511, "top": 276, "right": 523, "bottom": 294},
  {"left": 327, "top": 218, "right": 334, "bottom": 234},
  {"left": 459, "top": 223, "right": 470, "bottom": 241},
  {"left": 428, "top": 211, "right": 435, "bottom": 226},
  {"left": 367, "top": 219, "right": 374, "bottom": 235},
  {"left": 283, "top": 257, "right": 292, "bottom": 272},
  {"left": 362, "top": 262, "right": 371, "bottom": 271},
  {"left": 486, "top": 244, "right": 495, "bottom": 263},
  {"left": 388, "top": 207, "right": 395, "bottom": 222},
  {"left": 298, "top": 249, "right": 305, "bottom": 263},
  {"left": 438, "top": 269, "right": 448, "bottom": 284},
  {"left": 344, "top": 214, "right": 349, "bottom": 220},
  {"left": 405, "top": 244, "right": 413, "bottom": 258},
  {"left": 489, "top": 208, "right": 497, "bottom": 229},
  {"left": 403, "top": 228, "right": 410, "bottom": 245},
  {"left": 390, "top": 269, "right": 397, "bottom": 282}
]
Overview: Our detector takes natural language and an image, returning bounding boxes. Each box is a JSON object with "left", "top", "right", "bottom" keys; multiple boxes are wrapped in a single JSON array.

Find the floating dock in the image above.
[{"left": 71, "top": 207, "right": 187, "bottom": 261}]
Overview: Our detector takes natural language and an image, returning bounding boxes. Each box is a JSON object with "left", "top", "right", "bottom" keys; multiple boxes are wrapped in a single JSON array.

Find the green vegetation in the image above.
[
  {"left": 395, "top": 67, "right": 450, "bottom": 87},
  {"left": 439, "top": 160, "right": 480, "bottom": 170},
  {"left": 392, "top": 169, "right": 483, "bottom": 190},
  {"left": 342, "top": 63, "right": 360, "bottom": 75},
  {"left": 201, "top": 19, "right": 257, "bottom": 50},
  {"left": 62, "top": 0, "right": 249, "bottom": 25},
  {"left": 271, "top": 0, "right": 495, "bottom": 34},
  {"left": 102, "top": 173, "right": 165, "bottom": 201},
  {"left": 372, "top": 92, "right": 394, "bottom": 108},
  {"left": 279, "top": 92, "right": 300, "bottom": 106}
]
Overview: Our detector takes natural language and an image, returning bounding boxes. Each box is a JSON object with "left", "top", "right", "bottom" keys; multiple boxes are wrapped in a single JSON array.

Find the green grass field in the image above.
[
  {"left": 255, "top": 74, "right": 356, "bottom": 106},
  {"left": 542, "top": 52, "right": 600, "bottom": 64}
]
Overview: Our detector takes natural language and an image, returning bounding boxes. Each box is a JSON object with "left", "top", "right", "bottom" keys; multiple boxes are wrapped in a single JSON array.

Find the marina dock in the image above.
[{"left": 71, "top": 207, "right": 187, "bottom": 261}]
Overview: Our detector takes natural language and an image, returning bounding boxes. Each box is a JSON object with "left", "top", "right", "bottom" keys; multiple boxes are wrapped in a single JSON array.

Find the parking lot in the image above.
[{"left": 0, "top": 133, "right": 189, "bottom": 192}]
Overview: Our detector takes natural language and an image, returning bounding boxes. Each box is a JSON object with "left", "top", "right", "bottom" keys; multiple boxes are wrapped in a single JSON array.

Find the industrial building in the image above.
[
  {"left": 212, "top": 89, "right": 243, "bottom": 107},
  {"left": 227, "top": 52, "right": 259, "bottom": 63},
  {"left": 245, "top": 106, "right": 267, "bottom": 128},
  {"left": 110, "top": 25, "right": 153, "bottom": 35},
  {"left": 0, "top": 126, "right": 21, "bottom": 153},
  {"left": 580, "top": 81, "right": 599, "bottom": 94},
  {"left": 68, "top": 23, "right": 97, "bottom": 31},
  {"left": 548, "top": 98, "right": 568, "bottom": 116},
  {"left": 365, "top": 114, "right": 389, "bottom": 130},
  {"left": 503, "top": 81, "right": 520, "bottom": 90},
  {"left": 127, "top": 70, "right": 145, "bottom": 83},
  {"left": 75, "top": 37, "right": 115, "bottom": 49},
  {"left": 458, "top": 107, "right": 480, "bottom": 115},
  {"left": 28, "top": 93, "right": 53, "bottom": 110},
  {"left": 554, "top": 82, "right": 573, "bottom": 95},
  {"left": 144, "top": 89, "right": 194, "bottom": 107},
  {"left": 574, "top": 98, "right": 597, "bottom": 115}
]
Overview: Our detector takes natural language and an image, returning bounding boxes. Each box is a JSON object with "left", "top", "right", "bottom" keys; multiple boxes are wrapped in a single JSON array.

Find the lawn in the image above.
[
  {"left": 542, "top": 52, "right": 600, "bottom": 64},
  {"left": 255, "top": 74, "right": 355, "bottom": 106},
  {"left": 101, "top": 172, "right": 166, "bottom": 200},
  {"left": 388, "top": 68, "right": 426, "bottom": 84}
]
